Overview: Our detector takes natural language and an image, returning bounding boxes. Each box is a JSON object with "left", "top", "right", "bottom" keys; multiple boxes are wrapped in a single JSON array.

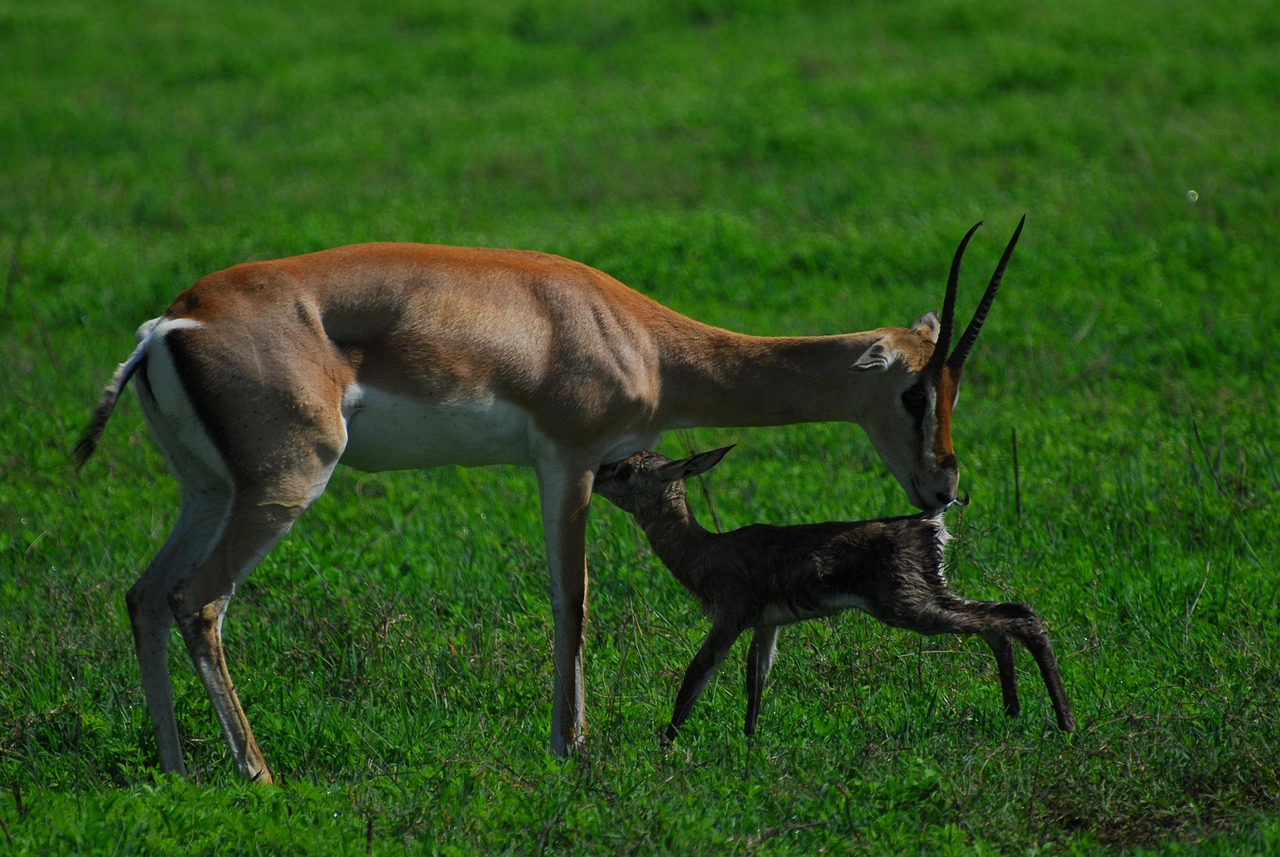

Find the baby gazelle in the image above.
[{"left": 594, "top": 447, "right": 1075, "bottom": 742}]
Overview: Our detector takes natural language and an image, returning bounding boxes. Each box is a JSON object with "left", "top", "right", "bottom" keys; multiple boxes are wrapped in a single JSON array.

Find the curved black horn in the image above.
[
  {"left": 947, "top": 214, "right": 1025, "bottom": 374},
  {"left": 927, "top": 221, "right": 984, "bottom": 376}
]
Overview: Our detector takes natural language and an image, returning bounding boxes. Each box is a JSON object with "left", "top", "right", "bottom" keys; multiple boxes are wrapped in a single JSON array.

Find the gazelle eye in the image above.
[{"left": 901, "top": 384, "right": 928, "bottom": 421}]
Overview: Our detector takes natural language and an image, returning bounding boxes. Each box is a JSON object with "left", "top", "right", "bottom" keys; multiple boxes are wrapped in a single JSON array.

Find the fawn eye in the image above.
[{"left": 901, "top": 384, "right": 928, "bottom": 421}]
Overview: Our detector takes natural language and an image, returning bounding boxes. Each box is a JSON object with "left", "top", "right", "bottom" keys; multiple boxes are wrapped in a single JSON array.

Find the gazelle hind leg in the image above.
[
  {"left": 127, "top": 487, "right": 234, "bottom": 778},
  {"left": 129, "top": 316, "right": 351, "bottom": 779},
  {"left": 167, "top": 486, "right": 328, "bottom": 783}
]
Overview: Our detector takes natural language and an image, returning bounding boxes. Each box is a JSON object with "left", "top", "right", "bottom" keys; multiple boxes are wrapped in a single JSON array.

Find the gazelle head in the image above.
[{"left": 851, "top": 217, "right": 1025, "bottom": 510}]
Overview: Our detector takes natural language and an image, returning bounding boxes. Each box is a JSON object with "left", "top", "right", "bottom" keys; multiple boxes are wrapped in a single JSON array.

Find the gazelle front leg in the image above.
[{"left": 537, "top": 461, "right": 596, "bottom": 756}]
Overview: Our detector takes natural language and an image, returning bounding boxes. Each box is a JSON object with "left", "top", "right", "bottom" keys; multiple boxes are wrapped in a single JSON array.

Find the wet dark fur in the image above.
[{"left": 595, "top": 449, "right": 1076, "bottom": 741}]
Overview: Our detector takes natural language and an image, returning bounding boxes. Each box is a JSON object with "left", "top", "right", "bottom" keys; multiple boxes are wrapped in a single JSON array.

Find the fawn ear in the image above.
[{"left": 660, "top": 445, "right": 735, "bottom": 483}]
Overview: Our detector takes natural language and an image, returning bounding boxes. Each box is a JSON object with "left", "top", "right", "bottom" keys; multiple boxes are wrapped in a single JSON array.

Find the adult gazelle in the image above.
[{"left": 75, "top": 217, "right": 1023, "bottom": 781}]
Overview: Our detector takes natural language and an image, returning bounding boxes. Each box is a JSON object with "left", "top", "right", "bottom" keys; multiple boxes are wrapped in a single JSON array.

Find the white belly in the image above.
[{"left": 340, "top": 384, "right": 535, "bottom": 471}]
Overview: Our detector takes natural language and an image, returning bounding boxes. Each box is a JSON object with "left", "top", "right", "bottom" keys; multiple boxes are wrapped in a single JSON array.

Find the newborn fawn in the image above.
[{"left": 594, "top": 447, "right": 1075, "bottom": 742}]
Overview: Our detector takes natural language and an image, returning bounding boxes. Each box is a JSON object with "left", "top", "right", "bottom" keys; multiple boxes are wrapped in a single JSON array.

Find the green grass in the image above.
[{"left": 3, "top": 0, "right": 1278, "bottom": 852}]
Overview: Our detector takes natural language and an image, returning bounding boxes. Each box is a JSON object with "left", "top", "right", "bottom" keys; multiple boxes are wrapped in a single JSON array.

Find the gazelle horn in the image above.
[
  {"left": 927, "top": 220, "right": 984, "bottom": 377},
  {"left": 943, "top": 214, "right": 1026, "bottom": 378}
]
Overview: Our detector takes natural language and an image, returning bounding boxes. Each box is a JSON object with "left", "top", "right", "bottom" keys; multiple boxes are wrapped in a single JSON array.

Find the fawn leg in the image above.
[
  {"left": 1017, "top": 628, "right": 1076, "bottom": 732},
  {"left": 984, "top": 603, "right": 1075, "bottom": 732},
  {"left": 982, "top": 632, "right": 1020, "bottom": 718},
  {"left": 893, "top": 598, "right": 1074, "bottom": 732},
  {"left": 667, "top": 622, "right": 742, "bottom": 743},
  {"left": 744, "top": 625, "right": 780, "bottom": 738}
]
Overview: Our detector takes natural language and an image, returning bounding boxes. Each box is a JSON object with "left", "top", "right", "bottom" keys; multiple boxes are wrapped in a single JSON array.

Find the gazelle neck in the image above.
[{"left": 657, "top": 326, "right": 885, "bottom": 429}]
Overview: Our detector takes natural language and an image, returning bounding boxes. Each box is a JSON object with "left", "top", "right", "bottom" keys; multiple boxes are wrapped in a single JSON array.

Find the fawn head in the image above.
[{"left": 593, "top": 446, "right": 734, "bottom": 516}]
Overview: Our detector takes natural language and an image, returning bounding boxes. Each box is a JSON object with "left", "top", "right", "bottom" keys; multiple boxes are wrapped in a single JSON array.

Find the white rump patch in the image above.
[{"left": 134, "top": 319, "right": 230, "bottom": 491}]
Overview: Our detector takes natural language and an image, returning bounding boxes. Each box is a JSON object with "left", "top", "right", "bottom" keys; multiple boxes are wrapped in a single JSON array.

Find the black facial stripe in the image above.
[{"left": 901, "top": 382, "right": 929, "bottom": 423}]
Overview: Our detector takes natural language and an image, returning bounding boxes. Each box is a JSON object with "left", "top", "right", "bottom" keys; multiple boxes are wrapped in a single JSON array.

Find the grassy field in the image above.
[{"left": 3, "top": 0, "right": 1278, "bottom": 852}]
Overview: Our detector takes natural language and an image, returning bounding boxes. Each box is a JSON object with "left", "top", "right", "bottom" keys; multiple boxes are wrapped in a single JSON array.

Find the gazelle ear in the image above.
[
  {"left": 849, "top": 338, "right": 897, "bottom": 372},
  {"left": 659, "top": 445, "right": 735, "bottom": 483},
  {"left": 910, "top": 311, "right": 941, "bottom": 343}
]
